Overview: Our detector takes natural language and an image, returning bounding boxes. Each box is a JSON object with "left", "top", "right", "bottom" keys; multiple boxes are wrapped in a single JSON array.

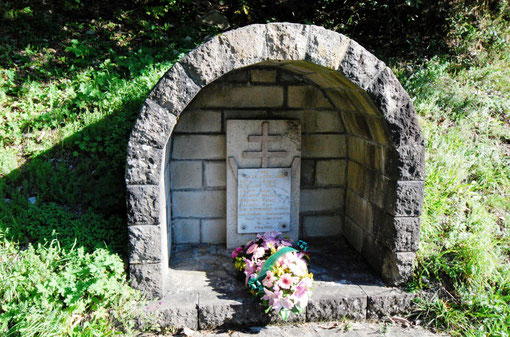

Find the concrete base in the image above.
[{"left": 144, "top": 237, "right": 416, "bottom": 330}]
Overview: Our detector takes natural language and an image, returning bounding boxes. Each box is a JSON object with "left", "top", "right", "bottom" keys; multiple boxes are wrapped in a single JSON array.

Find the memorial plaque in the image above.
[
  {"left": 226, "top": 120, "right": 301, "bottom": 248},
  {"left": 237, "top": 168, "right": 291, "bottom": 233}
]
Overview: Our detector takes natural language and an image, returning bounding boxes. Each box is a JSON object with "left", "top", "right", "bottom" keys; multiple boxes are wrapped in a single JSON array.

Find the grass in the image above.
[
  {"left": 0, "top": 1, "right": 200, "bottom": 334},
  {"left": 394, "top": 12, "right": 510, "bottom": 335},
  {"left": 0, "top": 1, "right": 509, "bottom": 335}
]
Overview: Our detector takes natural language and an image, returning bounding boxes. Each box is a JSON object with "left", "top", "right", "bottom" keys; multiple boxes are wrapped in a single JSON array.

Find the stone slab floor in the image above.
[
  {"left": 188, "top": 321, "right": 447, "bottom": 337},
  {"left": 147, "top": 238, "right": 417, "bottom": 331}
]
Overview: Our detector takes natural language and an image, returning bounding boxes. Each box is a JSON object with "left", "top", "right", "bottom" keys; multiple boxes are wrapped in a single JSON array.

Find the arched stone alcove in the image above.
[{"left": 126, "top": 23, "right": 424, "bottom": 298}]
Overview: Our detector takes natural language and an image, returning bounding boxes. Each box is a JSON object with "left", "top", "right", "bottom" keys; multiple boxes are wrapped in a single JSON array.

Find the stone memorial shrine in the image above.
[{"left": 125, "top": 23, "right": 425, "bottom": 329}]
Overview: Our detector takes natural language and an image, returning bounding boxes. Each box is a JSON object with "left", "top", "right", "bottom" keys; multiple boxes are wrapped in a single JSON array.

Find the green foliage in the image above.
[
  {"left": 0, "top": 236, "right": 141, "bottom": 336},
  {"left": 224, "top": 0, "right": 453, "bottom": 60},
  {"left": 0, "top": 1, "right": 198, "bottom": 334},
  {"left": 395, "top": 8, "right": 510, "bottom": 334}
]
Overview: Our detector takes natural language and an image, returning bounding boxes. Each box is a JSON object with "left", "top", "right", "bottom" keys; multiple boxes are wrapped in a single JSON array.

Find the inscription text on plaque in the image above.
[{"left": 237, "top": 168, "right": 291, "bottom": 233}]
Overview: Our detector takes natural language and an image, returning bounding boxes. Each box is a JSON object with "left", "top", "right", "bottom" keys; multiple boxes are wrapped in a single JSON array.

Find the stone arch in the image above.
[{"left": 126, "top": 23, "right": 424, "bottom": 297}]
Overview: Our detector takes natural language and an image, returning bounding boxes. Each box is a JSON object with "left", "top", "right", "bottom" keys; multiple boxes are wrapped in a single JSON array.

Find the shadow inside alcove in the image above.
[{"left": 159, "top": 237, "right": 403, "bottom": 330}]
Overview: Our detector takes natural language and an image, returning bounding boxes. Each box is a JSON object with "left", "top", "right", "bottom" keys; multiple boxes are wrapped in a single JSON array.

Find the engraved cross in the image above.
[{"left": 242, "top": 122, "right": 287, "bottom": 168}]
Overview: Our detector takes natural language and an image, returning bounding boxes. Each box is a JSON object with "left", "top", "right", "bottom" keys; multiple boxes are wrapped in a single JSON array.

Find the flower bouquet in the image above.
[{"left": 232, "top": 231, "right": 313, "bottom": 320}]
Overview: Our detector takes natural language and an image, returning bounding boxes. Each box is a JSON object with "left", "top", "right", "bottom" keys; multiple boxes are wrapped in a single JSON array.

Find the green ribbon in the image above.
[{"left": 255, "top": 246, "right": 298, "bottom": 283}]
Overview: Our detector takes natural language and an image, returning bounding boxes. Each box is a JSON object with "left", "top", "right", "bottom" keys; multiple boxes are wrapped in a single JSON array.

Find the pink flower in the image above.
[
  {"left": 231, "top": 246, "right": 243, "bottom": 259},
  {"left": 262, "top": 271, "right": 276, "bottom": 288},
  {"left": 280, "top": 296, "right": 294, "bottom": 310},
  {"left": 278, "top": 274, "right": 295, "bottom": 289},
  {"left": 262, "top": 237, "right": 277, "bottom": 249},
  {"left": 289, "top": 259, "right": 308, "bottom": 276},
  {"left": 262, "top": 277, "right": 273, "bottom": 288},
  {"left": 294, "top": 278, "right": 311, "bottom": 298},
  {"left": 246, "top": 243, "right": 258, "bottom": 255},
  {"left": 262, "top": 231, "right": 281, "bottom": 240},
  {"left": 262, "top": 288, "right": 283, "bottom": 311},
  {"left": 243, "top": 258, "right": 256, "bottom": 278},
  {"left": 252, "top": 247, "right": 266, "bottom": 259}
]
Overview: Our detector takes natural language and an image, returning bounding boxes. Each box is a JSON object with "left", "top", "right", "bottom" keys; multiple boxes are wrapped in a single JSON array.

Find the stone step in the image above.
[{"left": 145, "top": 239, "right": 416, "bottom": 330}]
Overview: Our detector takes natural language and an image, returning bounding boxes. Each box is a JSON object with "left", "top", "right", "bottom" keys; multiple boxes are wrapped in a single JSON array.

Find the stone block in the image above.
[
  {"left": 201, "top": 219, "right": 226, "bottom": 244},
  {"left": 348, "top": 136, "right": 376, "bottom": 168},
  {"left": 126, "top": 143, "right": 162, "bottom": 185},
  {"left": 145, "top": 292, "right": 199, "bottom": 330},
  {"left": 360, "top": 285, "right": 417, "bottom": 319},
  {"left": 372, "top": 148, "right": 395, "bottom": 179},
  {"left": 367, "top": 67, "right": 424, "bottom": 148},
  {"left": 266, "top": 23, "right": 309, "bottom": 60},
  {"left": 221, "top": 70, "right": 249, "bottom": 82},
  {"left": 300, "top": 188, "right": 344, "bottom": 213},
  {"left": 170, "top": 161, "right": 202, "bottom": 189},
  {"left": 172, "top": 135, "right": 225, "bottom": 160},
  {"left": 172, "top": 190, "right": 226, "bottom": 218},
  {"left": 343, "top": 217, "right": 364, "bottom": 253},
  {"left": 383, "top": 178, "right": 398, "bottom": 214},
  {"left": 303, "top": 70, "right": 356, "bottom": 92},
  {"left": 149, "top": 62, "right": 202, "bottom": 116},
  {"left": 192, "top": 84, "right": 284, "bottom": 108},
  {"left": 280, "top": 60, "right": 322, "bottom": 75},
  {"left": 127, "top": 185, "right": 160, "bottom": 225},
  {"left": 174, "top": 110, "right": 222, "bottom": 133},
  {"left": 316, "top": 110, "right": 344, "bottom": 133},
  {"left": 250, "top": 69, "right": 276, "bottom": 82},
  {"left": 288, "top": 86, "right": 332, "bottom": 108},
  {"left": 381, "top": 251, "right": 416, "bottom": 286},
  {"left": 300, "top": 159, "right": 315, "bottom": 187},
  {"left": 223, "top": 109, "right": 268, "bottom": 120},
  {"left": 130, "top": 99, "right": 177, "bottom": 149},
  {"left": 374, "top": 145, "right": 391, "bottom": 175},
  {"left": 278, "top": 69, "right": 306, "bottom": 82},
  {"left": 343, "top": 112, "right": 372, "bottom": 140},
  {"left": 323, "top": 88, "right": 359, "bottom": 112},
  {"left": 217, "top": 24, "right": 269, "bottom": 75},
  {"left": 390, "top": 181, "right": 424, "bottom": 217},
  {"left": 366, "top": 115, "right": 388, "bottom": 145},
  {"left": 129, "top": 263, "right": 163, "bottom": 298},
  {"left": 378, "top": 216, "right": 421, "bottom": 252},
  {"left": 360, "top": 235, "right": 384, "bottom": 275},
  {"left": 305, "top": 25, "right": 350, "bottom": 70},
  {"left": 303, "top": 215, "right": 343, "bottom": 237},
  {"left": 339, "top": 39, "right": 386, "bottom": 90},
  {"left": 149, "top": 62, "right": 202, "bottom": 114},
  {"left": 345, "top": 191, "right": 373, "bottom": 233},
  {"left": 204, "top": 161, "right": 226, "bottom": 188},
  {"left": 350, "top": 89, "right": 380, "bottom": 115},
  {"left": 347, "top": 160, "right": 364, "bottom": 195},
  {"left": 198, "top": 290, "right": 268, "bottom": 329},
  {"left": 316, "top": 159, "right": 346, "bottom": 186},
  {"left": 173, "top": 219, "right": 200, "bottom": 243},
  {"left": 178, "top": 35, "right": 238, "bottom": 87},
  {"left": 396, "top": 143, "right": 426, "bottom": 181},
  {"left": 364, "top": 173, "right": 385, "bottom": 208},
  {"left": 128, "top": 225, "right": 161, "bottom": 263},
  {"left": 302, "top": 134, "right": 345, "bottom": 158},
  {"left": 306, "top": 283, "right": 367, "bottom": 321},
  {"left": 272, "top": 110, "right": 344, "bottom": 134}
]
